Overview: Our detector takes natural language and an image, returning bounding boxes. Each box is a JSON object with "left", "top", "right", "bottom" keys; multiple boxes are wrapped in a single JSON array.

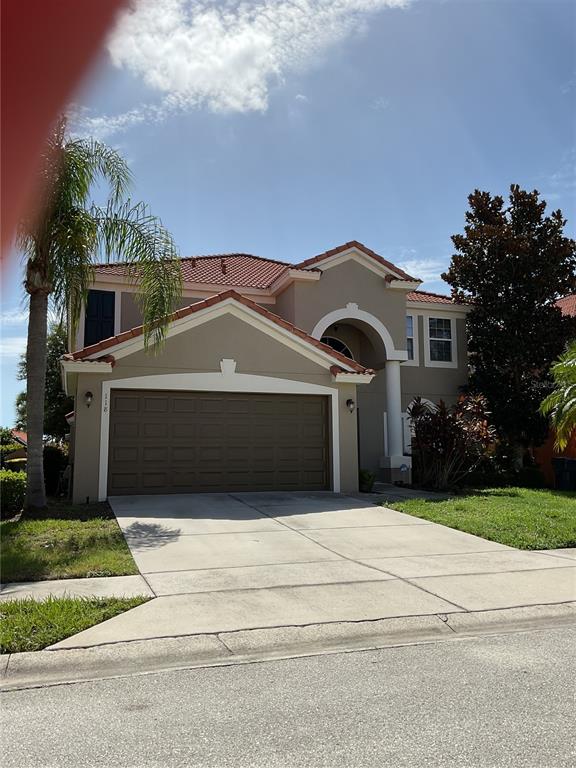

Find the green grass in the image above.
[
  {"left": 1, "top": 501, "right": 139, "bottom": 582},
  {"left": 0, "top": 596, "right": 149, "bottom": 654},
  {"left": 386, "top": 487, "right": 576, "bottom": 550}
]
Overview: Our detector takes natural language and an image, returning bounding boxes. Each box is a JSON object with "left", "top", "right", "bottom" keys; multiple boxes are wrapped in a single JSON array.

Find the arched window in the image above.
[{"left": 321, "top": 336, "right": 354, "bottom": 360}]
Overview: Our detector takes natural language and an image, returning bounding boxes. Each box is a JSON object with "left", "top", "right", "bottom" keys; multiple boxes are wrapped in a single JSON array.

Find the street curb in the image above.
[{"left": 1, "top": 602, "right": 574, "bottom": 691}]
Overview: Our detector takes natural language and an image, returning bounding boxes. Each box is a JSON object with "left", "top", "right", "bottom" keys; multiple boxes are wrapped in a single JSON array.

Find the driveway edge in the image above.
[{"left": 2, "top": 602, "right": 574, "bottom": 692}]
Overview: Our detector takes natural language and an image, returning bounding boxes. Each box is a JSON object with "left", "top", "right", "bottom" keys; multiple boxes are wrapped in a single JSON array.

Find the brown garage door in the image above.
[{"left": 108, "top": 390, "right": 330, "bottom": 495}]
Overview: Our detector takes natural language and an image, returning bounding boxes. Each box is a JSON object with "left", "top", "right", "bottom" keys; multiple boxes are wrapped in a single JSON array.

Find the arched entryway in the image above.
[{"left": 311, "top": 305, "right": 408, "bottom": 478}]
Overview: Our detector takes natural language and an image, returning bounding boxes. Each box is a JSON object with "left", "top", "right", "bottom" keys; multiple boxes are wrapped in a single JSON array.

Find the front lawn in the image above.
[
  {"left": 0, "top": 596, "right": 148, "bottom": 654},
  {"left": 0, "top": 500, "right": 138, "bottom": 582},
  {"left": 386, "top": 487, "right": 576, "bottom": 550}
]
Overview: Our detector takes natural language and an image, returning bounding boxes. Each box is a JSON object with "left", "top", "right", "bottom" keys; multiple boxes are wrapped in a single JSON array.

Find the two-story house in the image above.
[{"left": 61, "top": 241, "right": 468, "bottom": 502}]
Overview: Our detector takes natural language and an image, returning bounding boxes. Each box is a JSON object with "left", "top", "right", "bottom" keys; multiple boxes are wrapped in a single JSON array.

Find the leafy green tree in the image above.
[
  {"left": 540, "top": 341, "right": 576, "bottom": 450},
  {"left": 14, "top": 393, "right": 26, "bottom": 432},
  {"left": 442, "top": 185, "right": 576, "bottom": 465},
  {"left": 0, "top": 427, "right": 16, "bottom": 444},
  {"left": 18, "top": 117, "right": 182, "bottom": 513},
  {"left": 16, "top": 323, "right": 74, "bottom": 441}
]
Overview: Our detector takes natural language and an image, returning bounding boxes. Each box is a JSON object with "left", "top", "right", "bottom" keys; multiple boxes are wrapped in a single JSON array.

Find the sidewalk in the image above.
[{"left": 0, "top": 575, "right": 154, "bottom": 601}]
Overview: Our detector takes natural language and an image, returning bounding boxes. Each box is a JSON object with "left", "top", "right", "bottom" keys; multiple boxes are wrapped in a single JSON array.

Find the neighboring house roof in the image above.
[
  {"left": 296, "top": 240, "right": 418, "bottom": 281},
  {"left": 556, "top": 294, "right": 576, "bottom": 317},
  {"left": 10, "top": 430, "right": 27, "bottom": 446},
  {"left": 406, "top": 290, "right": 455, "bottom": 305},
  {"left": 93, "top": 241, "right": 416, "bottom": 289},
  {"left": 65, "top": 289, "right": 373, "bottom": 375}
]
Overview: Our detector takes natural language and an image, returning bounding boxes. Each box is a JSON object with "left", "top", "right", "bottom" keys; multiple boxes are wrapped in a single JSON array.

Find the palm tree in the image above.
[
  {"left": 18, "top": 117, "right": 182, "bottom": 513},
  {"left": 540, "top": 341, "right": 576, "bottom": 450}
]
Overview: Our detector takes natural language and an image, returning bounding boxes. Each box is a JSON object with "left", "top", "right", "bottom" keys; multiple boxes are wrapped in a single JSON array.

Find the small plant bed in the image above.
[
  {"left": 1, "top": 500, "right": 139, "bottom": 583},
  {"left": 0, "top": 595, "right": 149, "bottom": 654},
  {"left": 385, "top": 487, "right": 576, "bottom": 550}
]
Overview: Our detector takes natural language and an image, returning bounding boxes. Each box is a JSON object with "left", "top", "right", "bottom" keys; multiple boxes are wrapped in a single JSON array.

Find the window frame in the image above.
[
  {"left": 320, "top": 335, "right": 355, "bottom": 361},
  {"left": 402, "top": 313, "right": 419, "bottom": 367},
  {"left": 423, "top": 314, "right": 458, "bottom": 369}
]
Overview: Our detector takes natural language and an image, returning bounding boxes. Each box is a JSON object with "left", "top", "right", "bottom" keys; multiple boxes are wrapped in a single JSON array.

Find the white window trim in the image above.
[
  {"left": 423, "top": 313, "right": 458, "bottom": 369},
  {"left": 402, "top": 313, "right": 420, "bottom": 367},
  {"left": 97, "top": 371, "right": 341, "bottom": 501}
]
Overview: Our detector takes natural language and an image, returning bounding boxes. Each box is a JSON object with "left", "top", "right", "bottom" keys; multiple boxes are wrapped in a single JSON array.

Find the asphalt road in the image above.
[{"left": 2, "top": 627, "right": 574, "bottom": 768}]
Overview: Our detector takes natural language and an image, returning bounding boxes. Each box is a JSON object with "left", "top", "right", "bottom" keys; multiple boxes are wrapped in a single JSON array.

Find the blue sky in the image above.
[{"left": 1, "top": 0, "right": 575, "bottom": 426}]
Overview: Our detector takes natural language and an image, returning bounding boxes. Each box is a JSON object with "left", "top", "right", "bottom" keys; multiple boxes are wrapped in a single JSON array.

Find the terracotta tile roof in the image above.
[
  {"left": 296, "top": 240, "right": 418, "bottom": 281},
  {"left": 556, "top": 294, "right": 576, "bottom": 317},
  {"left": 67, "top": 290, "right": 372, "bottom": 374},
  {"left": 406, "top": 290, "right": 455, "bottom": 305},
  {"left": 10, "top": 430, "right": 27, "bottom": 446},
  {"left": 94, "top": 254, "right": 311, "bottom": 290},
  {"left": 94, "top": 242, "right": 416, "bottom": 288}
]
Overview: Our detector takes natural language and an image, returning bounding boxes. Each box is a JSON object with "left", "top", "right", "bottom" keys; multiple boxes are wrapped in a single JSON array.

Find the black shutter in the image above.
[{"left": 84, "top": 290, "right": 115, "bottom": 346}]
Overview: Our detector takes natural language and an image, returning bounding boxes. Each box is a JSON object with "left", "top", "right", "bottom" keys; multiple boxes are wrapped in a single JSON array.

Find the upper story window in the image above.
[
  {"left": 84, "top": 290, "right": 115, "bottom": 347},
  {"left": 321, "top": 336, "right": 354, "bottom": 360},
  {"left": 406, "top": 315, "right": 414, "bottom": 360},
  {"left": 428, "top": 317, "right": 452, "bottom": 362}
]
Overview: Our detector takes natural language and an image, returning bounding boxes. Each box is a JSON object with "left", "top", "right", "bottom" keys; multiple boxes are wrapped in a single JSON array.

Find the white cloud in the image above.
[
  {"left": 370, "top": 95, "right": 390, "bottom": 111},
  {"left": 82, "top": 0, "right": 408, "bottom": 136},
  {"left": 399, "top": 257, "right": 449, "bottom": 284},
  {"left": 0, "top": 337, "right": 27, "bottom": 359},
  {"left": 0, "top": 310, "right": 28, "bottom": 327}
]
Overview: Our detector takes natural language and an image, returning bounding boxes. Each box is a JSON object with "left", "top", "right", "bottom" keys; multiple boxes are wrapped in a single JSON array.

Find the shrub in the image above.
[
  {"left": 409, "top": 395, "right": 496, "bottom": 491},
  {"left": 359, "top": 469, "right": 375, "bottom": 493},
  {"left": 1, "top": 470, "right": 26, "bottom": 517},
  {"left": 43, "top": 444, "right": 68, "bottom": 496}
]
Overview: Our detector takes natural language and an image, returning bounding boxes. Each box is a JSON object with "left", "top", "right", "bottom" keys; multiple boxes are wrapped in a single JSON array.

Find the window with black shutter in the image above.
[{"left": 84, "top": 290, "right": 115, "bottom": 347}]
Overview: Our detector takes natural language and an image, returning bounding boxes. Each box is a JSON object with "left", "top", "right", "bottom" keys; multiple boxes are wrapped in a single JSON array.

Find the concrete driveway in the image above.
[{"left": 53, "top": 492, "right": 576, "bottom": 648}]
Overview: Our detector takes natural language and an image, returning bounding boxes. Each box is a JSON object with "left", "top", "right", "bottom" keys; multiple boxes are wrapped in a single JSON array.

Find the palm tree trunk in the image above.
[{"left": 25, "top": 288, "right": 49, "bottom": 513}]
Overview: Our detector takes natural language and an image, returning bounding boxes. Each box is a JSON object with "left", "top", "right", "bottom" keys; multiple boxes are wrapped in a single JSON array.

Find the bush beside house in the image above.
[{"left": 0, "top": 470, "right": 26, "bottom": 518}]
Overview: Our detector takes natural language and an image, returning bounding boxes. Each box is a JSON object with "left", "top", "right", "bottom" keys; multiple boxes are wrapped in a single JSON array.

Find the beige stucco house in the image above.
[{"left": 61, "top": 241, "right": 469, "bottom": 503}]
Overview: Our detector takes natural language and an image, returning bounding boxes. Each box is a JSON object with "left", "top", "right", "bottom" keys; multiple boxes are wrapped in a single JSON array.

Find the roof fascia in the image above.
[
  {"left": 269, "top": 267, "right": 320, "bottom": 295},
  {"left": 60, "top": 360, "right": 114, "bottom": 395},
  {"left": 331, "top": 372, "right": 375, "bottom": 384},
  {"left": 388, "top": 279, "right": 422, "bottom": 291},
  {"left": 91, "top": 274, "right": 277, "bottom": 302},
  {"left": 303, "top": 247, "right": 406, "bottom": 281},
  {"left": 407, "top": 300, "right": 470, "bottom": 315}
]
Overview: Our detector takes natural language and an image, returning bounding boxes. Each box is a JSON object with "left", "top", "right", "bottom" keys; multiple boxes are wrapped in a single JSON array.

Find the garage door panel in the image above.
[
  {"left": 114, "top": 395, "right": 139, "bottom": 413},
  {"left": 108, "top": 390, "right": 329, "bottom": 495},
  {"left": 142, "top": 446, "right": 169, "bottom": 462},
  {"left": 171, "top": 398, "right": 196, "bottom": 413},
  {"left": 143, "top": 423, "right": 169, "bottom": 439},
  {"left": 143, "top": 397, "right": 169, "bottom": 412}
]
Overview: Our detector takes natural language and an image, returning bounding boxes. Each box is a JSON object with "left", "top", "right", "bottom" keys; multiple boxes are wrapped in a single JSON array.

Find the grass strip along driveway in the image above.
[
  {"left": 0, "top": 596, "right": 149, "bottom": 654},
  {"left": 1, "top": 501, "right": 145, "bottom": 653},
  {"left": 1, "top": 501, "right": 139, "bottom": 582},
  {"left": 386, "top": 487, "right": 576, "bottom": 550}
]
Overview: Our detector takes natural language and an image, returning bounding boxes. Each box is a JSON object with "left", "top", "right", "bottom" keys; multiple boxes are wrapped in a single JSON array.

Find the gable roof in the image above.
[
  {"left": 65, "top": 289, "right": 373, "bottom": 375},
  {"left": 295, "top": 241, "right": 418, "bottom": 281},
  {"left": 93, "top": 241, "right": 417, "bottom": 289},
  {"left": 556, "top": 294, "right": 576, "bottom": 317}
]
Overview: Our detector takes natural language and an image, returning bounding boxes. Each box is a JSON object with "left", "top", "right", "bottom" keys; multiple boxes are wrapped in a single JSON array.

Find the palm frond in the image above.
[
  {"left": 541, "top": 341, "right": 576, "bottom": 449},
  {"left": 94, "top": 200, "right": 182, "bottom": 349}
]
